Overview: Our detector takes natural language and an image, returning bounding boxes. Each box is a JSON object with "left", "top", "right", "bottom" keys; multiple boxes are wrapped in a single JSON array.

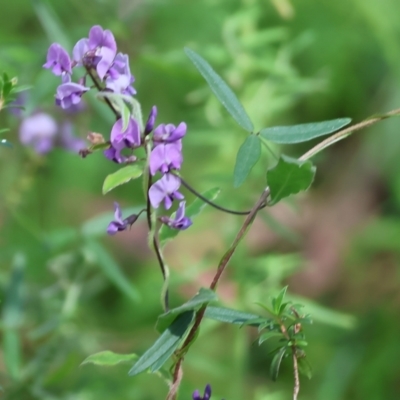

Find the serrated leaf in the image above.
[
  {"left": 129, "top": 311, "right": 194, "bottom": 376},
  {"left": 270, "top": 346, "right": 288, "bottom": 381},
  {"left": 204, "top": 306, "right": 262, "bottom": 326},
  {"left": 260, "top": 118, "right": 351, "bottom": 144},
  {"left": 298, "top": 357, "right": 312, "bottom": 379},
  {"left": 272, "top": 286, "right": 288, "bottom": 315},
  {"left": 258, "top": 331, "right": 284, "bottom": 345},
  {"left": 233, "top": 134, "right": 261, "bottom": 187},
  {"left": 267, "top": 155, "right": 316, "bottom": 205},
  {"left": 157, "top": 288, "right": 217, "bottom": 332},
  {"left": 102, "top": 164, "right": 143, "bottom": 194},
  {"left": 81, "top": 351, "right": 138, "bottom": 367},
  {"left": 185, "top": 48, "right": 253, "bottom": 132},
  {"left": 84, "top": 240, "right": 140, "bottom": 302},
  {"left": 159, "top": 187, "right": 220, "bottom": 246}
]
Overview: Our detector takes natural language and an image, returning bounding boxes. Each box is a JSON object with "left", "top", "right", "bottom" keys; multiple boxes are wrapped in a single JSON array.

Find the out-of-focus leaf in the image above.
[
  {"left": 81, "top": 206, "right": 144, "bottom": 238},
  {"left": 270, "top": 346, "right": 288, "bottom": 381},
  {"left": 272, "top": 286, "right": 288, "bottom": 315},
  {"left": 0, "top": 139, "right": 12, "bottom": 148},
  {"left": 159, "top": 187, "right": 220, "bottom": 246},
  {"left": 267, "top": 155, "right": 316, "bottom": 205},
  {"left": 204, "top": 306, "right": 262, "bottom": 325},
  {"left": 258, "top": 331, "right": 283, "bottom": 345},
  {"left": 102, "top": 164, "right": 143, "bottom": 194},
  {"left": 84, "top": 240, "right": 140, "bottom": 302},
  {"left": 260, "top": 118, "right": 351, "bottom": 143},
  {"left": 184, "top": 48, "right": 254, "bottom": 132},
  {"left": 129, "top": 311, "right": 194, "bottom": 376},
  {"left": 298, "top": 357, "right": 312, "bottom": 379},
  {"left": 157, "top": 288, "right": 217, "bottom": 332},
  {"left": 81, "top": 351, "right": 138, "bottom": 367},
  {"left": 233, "top": 134, "right": 261, "bottom": 187}
]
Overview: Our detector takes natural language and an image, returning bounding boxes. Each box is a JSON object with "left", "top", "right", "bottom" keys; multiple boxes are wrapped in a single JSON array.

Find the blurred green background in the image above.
[{"left": 1, "top": 0, "right": 400, "bottom": 399}]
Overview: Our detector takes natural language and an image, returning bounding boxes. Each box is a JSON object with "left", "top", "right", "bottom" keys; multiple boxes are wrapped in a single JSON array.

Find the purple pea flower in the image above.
[
  {"left": 43, "top": 43, "right": 72, "bottom": 77},
  {"left": 107, "top": 202, "right": 139, "bottom": 235},
  {"left": 153, "top": 122, "right": 186, "bottom": 144},
  {"left": 19, "top": 112, "right": 58, "bottom": 154},
  {"left": 144, "top": 106, "right": 157, "bottom": 135},
  {"left": 160, "top": 201, "right": 192, "bottom": 230},
  {"left": 106, "top": 53, "right": 136, "bottom": 95},
  {"left": 193, "top": 384, "right": 212, "bottom": 400},
  {"left": 55, "top": 82, "right": 89, "bottom": 109},
  {"left": 148, "top": 173, "right": 184, "bottom": 210},
  {"left": 149, "top": 142, "right": 182, "bottom": 175},
  {"left": 110, "top": 117, "right": 141, "bottom": 151}
]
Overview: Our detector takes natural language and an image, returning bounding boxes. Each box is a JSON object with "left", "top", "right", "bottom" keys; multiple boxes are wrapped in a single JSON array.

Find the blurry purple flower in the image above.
[
  {"left": 106, "top": 53, "right": 136, "bottom": 95},
  {"left": 19, "top": 112, "right": 57, "bottom": 154},
  {"left": 149, "top": 142, "right": 182, "bottom": 175},
  {"left": 144, "top": 106, "right": 157, "bottom": 135},
  {"left": 55, "top": 82, "right": 89, "bottom": 109},
  {"left": 160, "top": 201, "right": 192, "bottom": 230},
  {"left": 110, "top": 117, "right": 141, "bottom": 151},
  {"left": 59, "top": 122, "right": 86, "bottom": 153},
  {"left": 107, "top": 202, "right": 139, "bottom": 235},
  {"left": 193, "top": 385, "right": 212, "bottom": 400},
  {"left": 148, "top": 173, "right": 184, "bottom": 210},
  {"left": 43, "top": 43, "right": 72, "bottom": 77},
  {"left": 153, "top": 122, "right": 186, "bottom": 144}
]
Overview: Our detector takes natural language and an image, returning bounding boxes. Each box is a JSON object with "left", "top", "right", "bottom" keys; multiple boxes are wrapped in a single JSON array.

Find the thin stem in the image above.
[
  {"left": 299, "top": 108, "right": 400, "bottom": 161},
  {"left": 292, "top": 352, "right": 300, "bottom": 400}
]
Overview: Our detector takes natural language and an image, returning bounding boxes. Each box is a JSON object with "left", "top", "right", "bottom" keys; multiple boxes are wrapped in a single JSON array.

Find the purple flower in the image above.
[
  {"left": 107, "top": 202, "right": 139, "bottom": 235},
  {"left": 149, "top": 142, "right": 182, "bottom": 175},
  {"left": 144, "top": 106, "right": 157, "bottom": 135},
  {"left": 148, "top": 173, "right": 184, "bottom": 210},
  {"left": 59, "top": 122, "right": 86, "bottom": 153},
  {"left": 193, "top": 385, "right": 212, "bottom": 400},
  {"left": 55, "top": 82, "right": 89, "bottom": 109},
  {"left": 19, "top": 112, "right": 58, "bottom": 154},
  {"left": 160, "top": 201, "right": 192, "bottom": 230},
  {"left": 110, "top": 117, "right": 141, "bottom": 151},
  {"left": 105, "top": 53, "right": 136, "bottom": 95},
  {"left": 43, "top": 43, "right": 72, "bottom": 77},
  {"left": 153, "top": 122, "right": 186, "bottom": 144}
]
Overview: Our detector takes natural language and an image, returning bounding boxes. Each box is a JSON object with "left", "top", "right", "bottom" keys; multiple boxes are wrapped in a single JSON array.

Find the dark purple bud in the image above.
[
  {"left": 43, "top": 43, "right": 72, "bottom": 76},
  {"left": 55, "top": 82, "right": 90, "bottom": 110},
  {"left": 148, "top": 173, "right": 184, "bottom": 210},
  {"left": 160, "top": 201, "right": 192, "bottom": 230},
  {"left": 107, "top": 202, "right": 139, "bottom": 235},
  {"left": 19, "top": 112, "right": 57, "bottom": 154},
  {"left": 193, "top": 384, "right": 212, "bottom": 400},
  {"left": 144, "top": 106, "right": 157, "bottom": 135}
]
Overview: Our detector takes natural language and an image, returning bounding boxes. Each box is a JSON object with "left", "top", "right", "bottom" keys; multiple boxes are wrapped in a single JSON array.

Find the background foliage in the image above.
[{"left": 1, "top": 0, "right": 400, "bottom": 399}]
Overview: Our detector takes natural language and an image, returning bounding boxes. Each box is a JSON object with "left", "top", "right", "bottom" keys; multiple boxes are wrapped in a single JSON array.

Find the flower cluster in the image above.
[
  {"left": 147, "top": 118, "right": 192, "bottom": 230},
  {"left": 43, "top": 25, "right": 135, "bottom": 111}
]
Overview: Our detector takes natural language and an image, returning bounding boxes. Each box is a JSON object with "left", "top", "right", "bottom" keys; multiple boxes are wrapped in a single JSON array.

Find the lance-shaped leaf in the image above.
[
  {"left": 129, "top": 311, "right": 195, "bottom": 376},
  {"left": 81, "top": 351, "right": 138, "bottom": 367},
  {"left": 157, "top": 288, "right": 217, "bottom": 333},
  {"left": 233, "top": 134, "right": 261, "bottom": 188},
  {"left": 260, "top": 118, "right": 351, "bottom": 144},
  {"left": 298, "top": 357, "right": 313, "bottom": 379},
  {"left": 159, "top": 187, "right": 220, "bottom": 246},
  {"left": 204, "top": 306, "right": 263, "bottom": 326},
  {"left": 102, "top": 164, "right": 143, "bottom": 194},
  {"left": 185, "top": 48, "right": 253, "bottom": 132},
  {"left": 270, "top": 346, "right": 288, "bottom": 381},
  {"left": 267, "top": 155, "right": 316, "bottom": 205}
]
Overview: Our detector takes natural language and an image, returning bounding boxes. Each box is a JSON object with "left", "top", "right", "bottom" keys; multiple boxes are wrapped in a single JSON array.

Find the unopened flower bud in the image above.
[
  {"left": 144, "top": 106, "right": 157, "bottom": 135},
  {"left": 87, "top": 132, "right": 106, "bottom": 145}
]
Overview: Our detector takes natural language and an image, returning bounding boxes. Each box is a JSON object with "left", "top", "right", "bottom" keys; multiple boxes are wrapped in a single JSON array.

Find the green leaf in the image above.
[
  {"left": 0, "top": 139, "right": 12, "bottom": 148},
  {"left": 298, "top": 357, "right": 312, "bottom": 379},
  {"left": 102, "top": 164, "right": 143, "bottom": 194},
  {"left": 184, "top": 48, "right": 253, "bottom": 132},
  {"left": 159, "top": 187, "right": 220, "bottom": 246},
  {"left": 157, "top": 288, "right": 217, "bottom": 332},
  {"left": 81, "top": 206, "right": 144, "bottom": 237},
  {"left": 81, "top": 351, "right": 138, "bottom": 367},
  {"left": 233, "top": 134, "right": 261, "bottom": 187},
  {"left": 270, "top": 346, "right": 288, "bottom": 381},
  {"left": 121, "top": 101, "right": 131, "bottom": 132},
  {"left": 204, "top": 306, "right": 262, "bottom": 326},
  {"left": 129, "top": 311, "right": 195, "bottom": 376},
  {"left": 258, "top": 331, "right": 284, "bottom": 345},
  {"left": 84, "top": 240, "right": 140, "bottom": 302},
  {"left": 267, "top": 155, "right": 316, "bottom": 205},
  {"left": 272, "top": 286, "right": 288, "bottom": 315},
  {"left": 90, "top": 143, "right": 110, "bottom": 152},
  {"left": 260, "top": 118, "right": 351, "bottom": 144}
]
